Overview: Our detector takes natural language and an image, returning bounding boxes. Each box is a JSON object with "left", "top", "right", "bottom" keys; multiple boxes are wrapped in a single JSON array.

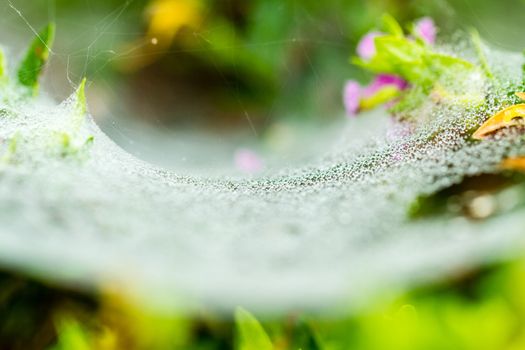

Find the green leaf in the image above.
[
  {"left": 354, "top": 35, "right": 429, "bottom": 85},
  {"left": 353, "top": 32, "right": 478, "bottom": 94},
  {"left": 374, "top": 36, "right": 425, "bottom": 78},
  {"left": 360, "top": 85, "right": 400, "bottom": 110},
  {"left": 381, "top": 14, "right": 403, "bottom": 37},
  {"left": 425, "top": 52, "right": 474, "bottom": 70},
  {"left": 68, "top": 77, "right": 89, "bottom": 137},
  {"left": 75, "top": 78, "right": 87, "bottom": 116},
  {"left": 17, "top": 23, "right": 55, "bottom": 94},
  {"left": 235, "top": 307, "right": 273, "bottom": 350},
  {"left": 360, "top": 35, "right": 424, "bottom": 72}
]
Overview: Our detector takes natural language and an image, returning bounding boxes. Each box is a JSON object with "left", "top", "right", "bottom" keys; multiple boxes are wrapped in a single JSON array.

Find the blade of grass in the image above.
[
  {"left": 235, "top": 307, "right": 273, "bottom": 350},
  {"left": 470, "top": 28, "right": 494, "bottom": 80},
  {"left": 17, "top": 23, "right": 55, "bottom": 94}
]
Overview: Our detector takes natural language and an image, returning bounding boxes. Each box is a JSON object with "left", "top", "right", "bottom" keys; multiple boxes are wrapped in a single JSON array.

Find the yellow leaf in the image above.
[
  {"left": 146, "top": 0, "right": 202, "bottom": 43},
  {"left": 116, "top": 0, "right": 203, "bottom": 72},
  {"left": 472, "top": 104, "right": 525, "bottom": 139}
]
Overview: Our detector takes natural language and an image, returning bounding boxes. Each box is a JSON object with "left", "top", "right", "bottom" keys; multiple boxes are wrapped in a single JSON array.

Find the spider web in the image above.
[{"left": 0, "top": 0, "right": 525, "bottom": 314}]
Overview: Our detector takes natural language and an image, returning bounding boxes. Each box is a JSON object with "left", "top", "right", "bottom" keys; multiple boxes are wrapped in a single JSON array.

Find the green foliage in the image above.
[
  {"left": 350, "top": 16, "right": 487, "bottom": 116},
  {"left": 353, "top": 35, "right": 475, "bottom": 93},
  {"left": 75, "top": 78, "right": 87, "bottom": 116},
  {"left": 17, "top": 23, "right": 55, "bottom": 94},
  {"left": 381, "top": 13, "right": 403, "bottom": 37},
  {"left": 235, "top": 307, "right": 273, "bottom": 350},
  {"left": 360, "top": 85, "right": 400, "bottom": 110}
]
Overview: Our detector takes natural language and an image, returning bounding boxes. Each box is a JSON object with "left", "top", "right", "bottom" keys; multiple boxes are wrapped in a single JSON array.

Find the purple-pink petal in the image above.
[
  {"left": 234, "top": 148, "right": 263, "bottom": 174},
  {"left": 362, "top": 74, "right": 408, "bottom": 97},
  {"left": 414, "top": 17, "right": 436, "bottom": 45},
  {"left": 356, "top": 31, "right": 383, "bottom": 60},
  {"left": 343, "top": 80, "right": 361, "bottom": 117}
]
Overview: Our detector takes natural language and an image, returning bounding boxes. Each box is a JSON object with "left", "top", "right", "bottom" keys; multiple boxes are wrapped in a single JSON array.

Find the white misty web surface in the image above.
[{"left": 1, "top": 39, "right": 525, "bottom": 313}]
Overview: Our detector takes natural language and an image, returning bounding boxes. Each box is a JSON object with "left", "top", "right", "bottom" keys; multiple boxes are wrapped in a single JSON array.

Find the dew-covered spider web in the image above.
[
  {"left": 0, "top": 42, "right": 525, "bottom": 314},
  {"left": 2, "top": 1, "right": 525, "bottom": 314}
]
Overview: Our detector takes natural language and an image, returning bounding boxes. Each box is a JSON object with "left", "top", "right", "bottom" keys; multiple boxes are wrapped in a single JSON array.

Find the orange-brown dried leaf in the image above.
[{"left": 472, "top": 104, "right": 525, "bottom": 139}]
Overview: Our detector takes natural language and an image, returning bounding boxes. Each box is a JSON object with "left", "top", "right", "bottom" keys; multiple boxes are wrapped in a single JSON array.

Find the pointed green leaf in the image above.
[
  {"left": 69, "top": 78, "right": 89, "bottom": 135},
  {"left": 235, "top": 307, "right": 273, "bottom": 350},
  {"left": 381, "top": 14, "right": 403, "bottom": 37},
  {"left": 360, "top": 85, "right": 401, "bottom": 110},
  {"left": 75, "top": 78, "right": 87, "bottom": 116},
  {"left": 17, "top": 23, "right": 55, "bottom": 94}
]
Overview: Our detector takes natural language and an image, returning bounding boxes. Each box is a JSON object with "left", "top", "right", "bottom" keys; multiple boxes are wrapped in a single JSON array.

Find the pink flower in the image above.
[
  {"left": 343, "top": 74, "right": 408, "bottom": 117},
  {"left": 343, "top": 81, "right": 361, "bottom": 117},
  {"left": 356, "top": 31, "right": 384, "bottom": 60},
  {"left": 414, "top": 17, "right": 436, "bottom": 45},
  {"left": 363, "top": 74, "right": 408, "bottom": 97},
  {"left": 234, "top": 148, "right": 263, "bottom": 174}
]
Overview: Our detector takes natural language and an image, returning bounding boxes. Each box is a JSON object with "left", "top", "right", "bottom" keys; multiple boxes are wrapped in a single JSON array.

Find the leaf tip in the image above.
[
  {"left": 76, "top": 77, "right": 88, "bottom": 115},
  {"left": 234, "top": 307, "right": 273, "bottom": 350},
  {"left": 17, "top": 22, "right": 56, "bottom": 94}
]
